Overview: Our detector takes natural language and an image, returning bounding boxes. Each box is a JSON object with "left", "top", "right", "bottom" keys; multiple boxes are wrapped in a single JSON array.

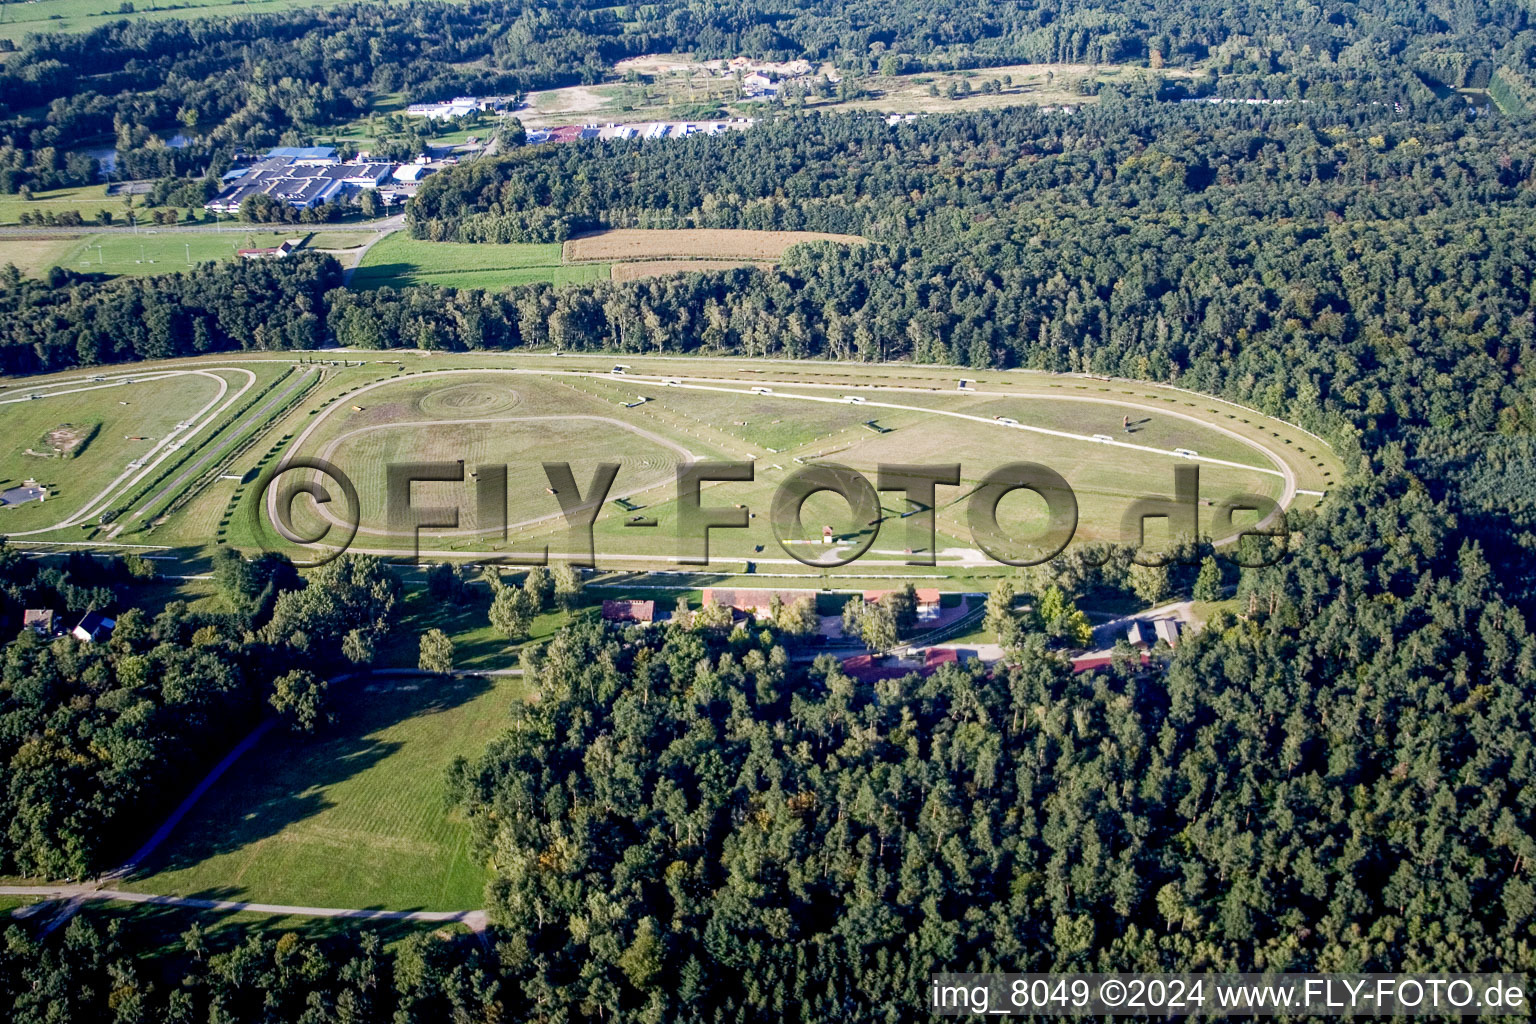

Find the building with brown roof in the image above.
[{"left": 602, "top": 599, "right": 656, "bottom": 624}]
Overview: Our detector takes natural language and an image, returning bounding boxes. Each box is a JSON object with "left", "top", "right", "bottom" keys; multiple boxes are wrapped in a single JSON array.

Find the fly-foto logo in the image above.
[{"left": 251, "top": 457, "right": 1288, "bottom": 568}]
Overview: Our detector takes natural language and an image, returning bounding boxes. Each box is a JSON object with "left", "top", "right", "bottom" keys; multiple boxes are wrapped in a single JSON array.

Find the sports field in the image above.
[
  {"left": 251, "top": 358, "right": 1325, "bottom": 571},
  {"left": 0, "top": 230, "right": 366, "bottom": 279},
  {"left": 124, "top": 673, "right": 526, "bottom": 911},
  {"left": 351, "top": 234, "right": 611, "bottom": 290},
  {"left": 0, "top": 370, "right": 229, "bottom": 534}
]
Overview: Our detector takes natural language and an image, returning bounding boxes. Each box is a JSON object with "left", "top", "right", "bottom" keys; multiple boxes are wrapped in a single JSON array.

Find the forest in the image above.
[
  {"left": 0, "top": 0, "right": 1534, "bottom": 192},
  {"left": 0, "top": 549, "right": 399, "bottom": 878}
]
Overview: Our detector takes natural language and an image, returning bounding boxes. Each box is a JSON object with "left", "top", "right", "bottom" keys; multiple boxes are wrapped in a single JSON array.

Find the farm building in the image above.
[
  {"left": 238, "top": 239, "right": 302, "bottom": 260},
  {"left": 404, "top": 96, "right": 500, "bottom": 121},
  {"left": 72, "top": 611, "right": 115, "bottom": 643},
  {"left": 602, "top": 599, "right": 656, "bottom": 624}
]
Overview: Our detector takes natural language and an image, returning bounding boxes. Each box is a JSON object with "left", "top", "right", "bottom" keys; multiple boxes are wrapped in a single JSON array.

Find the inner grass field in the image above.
[
  {"left": 124, "top": 673, "right": 528, "bottom": 911},
  {"left": 0, "top": 371, "right": 228, "bottom": 534},
  {"left": 269, "top": 366, "right": 1289, "bottom": 565},
  {"left": 350, "top": 233, "right": 611, "bottom": 290}
]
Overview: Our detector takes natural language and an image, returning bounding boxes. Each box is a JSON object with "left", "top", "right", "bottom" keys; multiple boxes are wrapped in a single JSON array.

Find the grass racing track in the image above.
[{"left": 264, "top": 358, "right": 1330, "bottom": 572}]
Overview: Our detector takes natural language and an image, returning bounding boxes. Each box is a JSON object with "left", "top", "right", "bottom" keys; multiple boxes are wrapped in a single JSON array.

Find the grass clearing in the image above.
[
  {"left": 517, "top": 59, "right": 1204, "bottom": 126},
  {"left": 0, "top": 183, "right": 126, "bottom": 226},
  {"left": 352, "top": 233, "right": 610, "bottom": 290},
  {"left": 125, "top": 672, "right": 528, "bottom": 911},
  {"left": 74, "top": 900, "right": 452, "bottom": 968},
  {"left": 0, "top": 236, "right": 82, "bottom": 276},
  {"left": 377, "top": 585, "right": 596, "bottom": 670},
  {"left": 564, "top": 228, "right": 866, "bottom": 262}
]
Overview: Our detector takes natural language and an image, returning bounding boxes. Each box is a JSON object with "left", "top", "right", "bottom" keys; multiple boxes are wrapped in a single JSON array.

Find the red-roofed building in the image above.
[
  {"left": 924, "top": 647, "right": 958, "bottom": 670},
  {"left": 602, "top": 599, "right": 656, "bottom": 624},
  {"left": 1071, "top": 652, "right": 1151, "bottom": 674},
  {"left": 861, "top": 587, "right": 943, "bottom": 619},
  {"left": 841, "top": 646, "right": 960, "bottom": 682},
  {"left": 701, "top": 588, "right": 809, "bottom": 617}
]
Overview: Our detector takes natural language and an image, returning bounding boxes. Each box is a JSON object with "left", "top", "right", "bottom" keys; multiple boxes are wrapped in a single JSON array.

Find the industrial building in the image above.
[{"left": 206, "top": 148, "right": 397, "bottom": 214}]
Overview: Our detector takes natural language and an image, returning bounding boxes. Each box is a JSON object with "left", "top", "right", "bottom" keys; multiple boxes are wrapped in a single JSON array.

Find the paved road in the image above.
[
  {"left": 0, "top": 886, "right": 488, "bottom": 930},
  {"left": 341, "top": 219, "right": 406, "bottom": 284}
]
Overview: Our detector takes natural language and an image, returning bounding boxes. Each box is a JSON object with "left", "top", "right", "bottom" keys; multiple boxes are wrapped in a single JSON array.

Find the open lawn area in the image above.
[
  {"left": 377, "top": 585, "right": 597, "bottom": 670},
  {"left": 71, "top": 900, "right": 455, "bottom": 975},
  {"left": 59, "top": 230, "right": 306, "bottom": 276},
  {"left": 0, "top": 183, "right": 116, "bottom": 226},
  {"left": 0, "top": 230, "right": 347, "bottom": 279},
  {"left": 517, "top": 59, "right": 1204, "bottom": 125},
  {"left": 124, "top": 672, "right": 528, "bottom": 911},
  {"left": 351, "top": 233, "right": 610, "bottom": 290}
]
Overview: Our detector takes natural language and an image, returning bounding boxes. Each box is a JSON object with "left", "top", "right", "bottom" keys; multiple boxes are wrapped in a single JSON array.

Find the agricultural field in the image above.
[
  {"left": 123, "top": 673, "right": 527, "bottom": 911},
  {"left": 563, "top": 228, "right": 866, "bottom": 263},
  {"left": 351, "top": 233, "right": 610, "bottom": 290},
  {"left": 351, "top": 227, "right": 863, "bottom": 291},
  {"left": 0, "top": 236, "right": 80, "bottom": 277}
]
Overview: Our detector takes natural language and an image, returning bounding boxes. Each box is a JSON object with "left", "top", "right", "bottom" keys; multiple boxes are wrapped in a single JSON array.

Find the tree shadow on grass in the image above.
[
  {"left": 75, "top": 894, "right": 450, "bottom": 984},
  {"left": 123, "top": 672, "right": 494, "bottom": 884}
]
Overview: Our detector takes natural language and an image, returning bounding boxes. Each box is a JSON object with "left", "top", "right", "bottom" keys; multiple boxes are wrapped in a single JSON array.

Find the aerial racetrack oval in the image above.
[{"left": 254, "top": 359, "right": 1337, "bottom": 567}]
